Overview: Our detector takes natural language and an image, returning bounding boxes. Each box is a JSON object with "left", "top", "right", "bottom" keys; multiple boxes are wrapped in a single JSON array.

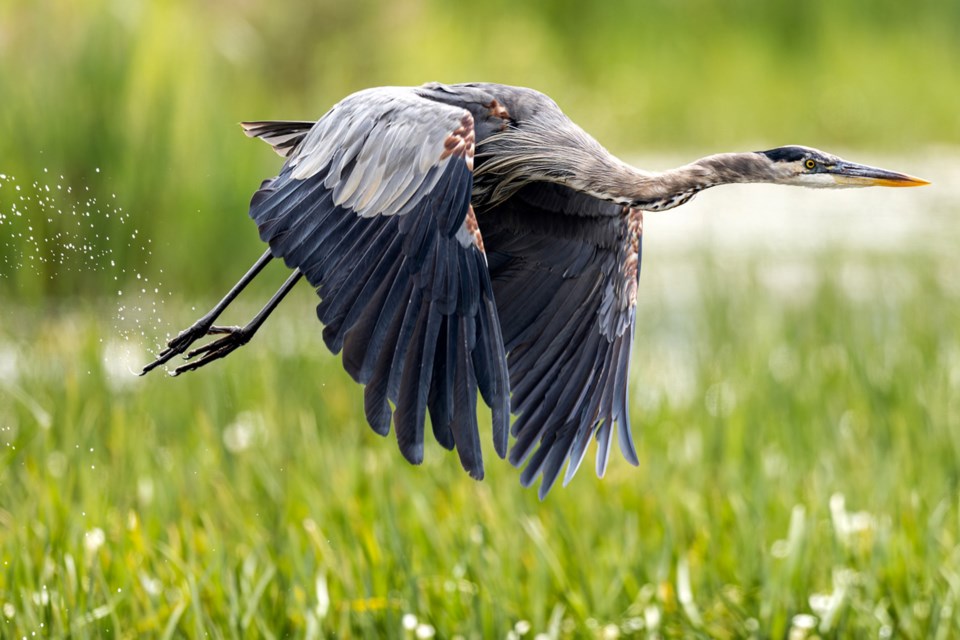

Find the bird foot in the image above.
[
  {"left": 139, "top": 318, "right": 233, "bottom": 376},
  {"left": 172, "top": 326, "right": 251, "bottom": 376}
]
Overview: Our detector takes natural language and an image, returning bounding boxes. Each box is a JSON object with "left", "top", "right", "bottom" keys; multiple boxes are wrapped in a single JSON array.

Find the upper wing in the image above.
[
  {"left": 481, "top": 181, "right": 643, "bottom": 498},
  {"left": 247, "top": 87, "right": 509, "bottom": 478}
]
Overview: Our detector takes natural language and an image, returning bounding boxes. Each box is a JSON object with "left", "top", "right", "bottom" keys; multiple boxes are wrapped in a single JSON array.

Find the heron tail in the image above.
[{"left": 240, "top": 120, "right": 315, "bottom": 158}]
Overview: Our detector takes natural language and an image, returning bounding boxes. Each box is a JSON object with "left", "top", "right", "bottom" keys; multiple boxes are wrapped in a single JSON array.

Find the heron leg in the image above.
[
  {"left": 140, "top": 249, "right": 274, "bottom": 375},
  {"left": 171, "top": 269, "right": 304, "bottom": 376}
]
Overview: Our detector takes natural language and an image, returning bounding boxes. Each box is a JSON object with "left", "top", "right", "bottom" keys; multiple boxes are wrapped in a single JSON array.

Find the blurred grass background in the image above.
[
  {"left": 1, "top": 0, "right": 958, "bottom": 296},
  {"left": 2, "top": 0, "right": 960, "bottom": 637},
  {"left": 4, "top": 256, "right": 960, "bottom": 637}
]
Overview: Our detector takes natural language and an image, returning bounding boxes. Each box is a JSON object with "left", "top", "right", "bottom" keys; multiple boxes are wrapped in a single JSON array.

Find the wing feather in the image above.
[
  {"left": 248, "top": 87, "right": 507, "bottom": 477},
  {"left": 481, "top": 182, "right": 642, "bottom": 496},
  {"left": 241, "top": 120, "right": 315, "bottom": 158},
  {"left": 427, "top": 316, "right": 456, "bottom": 450},
  {"left": 246, "top": 84, "right": 642, "bottom": 496}
]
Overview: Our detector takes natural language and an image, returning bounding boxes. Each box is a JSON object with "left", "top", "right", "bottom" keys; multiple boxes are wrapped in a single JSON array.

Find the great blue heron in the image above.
[{"left": 141, "top": 82, "right": 927, "bottom": 497}]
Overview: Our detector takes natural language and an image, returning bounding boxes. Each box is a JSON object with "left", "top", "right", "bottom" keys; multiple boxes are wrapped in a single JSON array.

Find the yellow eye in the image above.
[{"left": 805, "top": 159, "right": 817, "bottom": 170}]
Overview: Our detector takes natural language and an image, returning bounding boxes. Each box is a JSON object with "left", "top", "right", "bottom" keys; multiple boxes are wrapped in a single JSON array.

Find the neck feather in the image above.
[
  {"left": 477, "top": 117, "right": 776, "bottom": 210},
  {"left": 598, "top": 152, "right": 777, "bottom": 207}
]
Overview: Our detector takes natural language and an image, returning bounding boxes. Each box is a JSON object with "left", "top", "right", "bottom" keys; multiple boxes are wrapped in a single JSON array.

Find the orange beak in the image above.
[{"left": 828, "top": 161, "right": 930, "bottom": 187}]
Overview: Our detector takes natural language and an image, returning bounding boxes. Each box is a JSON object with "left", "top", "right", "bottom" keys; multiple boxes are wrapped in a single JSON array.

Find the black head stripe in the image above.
[{"left": 758, "top": 146, "right": 810, "bottom": 163}]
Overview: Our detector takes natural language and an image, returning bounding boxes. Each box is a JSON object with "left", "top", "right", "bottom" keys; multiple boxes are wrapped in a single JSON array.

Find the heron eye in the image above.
[{"left": 805, "top": 159, "right": 817, "bottom": 170}]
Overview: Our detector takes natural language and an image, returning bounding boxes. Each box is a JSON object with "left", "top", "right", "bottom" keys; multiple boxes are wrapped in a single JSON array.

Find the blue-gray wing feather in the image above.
[
  {"left": 481, "top": 182, "right": 642, "bottom": 498},
  {"left": 246, "top": 87, "right": 509, "bottom": 478}
]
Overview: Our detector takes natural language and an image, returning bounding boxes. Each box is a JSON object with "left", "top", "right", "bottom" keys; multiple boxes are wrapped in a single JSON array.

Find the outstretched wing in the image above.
[
  {"left": 481, "top": 182, "right": 642, "bottom": 498},
  {"left": 247, "top": 87, "right": 509, "bottom": 478}
]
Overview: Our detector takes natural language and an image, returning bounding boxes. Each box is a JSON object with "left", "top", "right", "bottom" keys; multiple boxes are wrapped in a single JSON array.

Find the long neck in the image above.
[
  {"left": 476, "top": 117, "right": 775, "bottom": 210},
  {"left": 595, "top": 152, "right": 776, "bottom": 209}
]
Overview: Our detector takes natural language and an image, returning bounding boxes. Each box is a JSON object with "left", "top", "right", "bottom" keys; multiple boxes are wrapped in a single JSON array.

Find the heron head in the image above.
[{"left": 757, "top": 145, "right": 929, "bottom": 188}]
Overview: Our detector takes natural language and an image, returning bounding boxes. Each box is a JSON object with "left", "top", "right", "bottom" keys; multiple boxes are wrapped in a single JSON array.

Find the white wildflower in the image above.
[
  {"left": 601, "top": 623, "right": 620, "bottom": 639},
  {"left": 223, "top": 411, "right": 266, "bottom": 453},
  {"left": 791, "top": 613, "right": 817, "bottom": 631},
  {"left": 84, "top": 527, "right": 105, "bottom": 555}
]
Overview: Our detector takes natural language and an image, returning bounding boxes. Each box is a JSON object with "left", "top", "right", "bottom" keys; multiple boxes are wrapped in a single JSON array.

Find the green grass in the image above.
[
  {"left": 3, "top": 2, "right": 957, "bottom": 636},
  {"left": 0, "top": 0, "right": 960, "bottom": 638},
  {"left": 2, "top": 250, "right": 959, "bottom": 638}
]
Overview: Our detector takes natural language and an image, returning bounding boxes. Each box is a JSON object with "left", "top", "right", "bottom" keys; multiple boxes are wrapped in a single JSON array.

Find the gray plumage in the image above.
[{"left": 144, "top": 82, "right": 927, "bottom": 498}]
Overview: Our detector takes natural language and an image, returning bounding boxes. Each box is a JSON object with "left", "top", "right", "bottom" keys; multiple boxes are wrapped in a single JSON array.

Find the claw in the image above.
[
  {"left": 140, "top": 317, "right": 217, "bottom": 375},
  {"left": 177, "top": 329, "right": 250, "bottom": 371},
  {"left": 185, "top": 332, "right": 239, "bottom": 360},
  {"left": 141, "top": 318, "right": 252, "bottom": 375},
  {"left": 139, "top": 250, "right": 279, "bottom": 377}
]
